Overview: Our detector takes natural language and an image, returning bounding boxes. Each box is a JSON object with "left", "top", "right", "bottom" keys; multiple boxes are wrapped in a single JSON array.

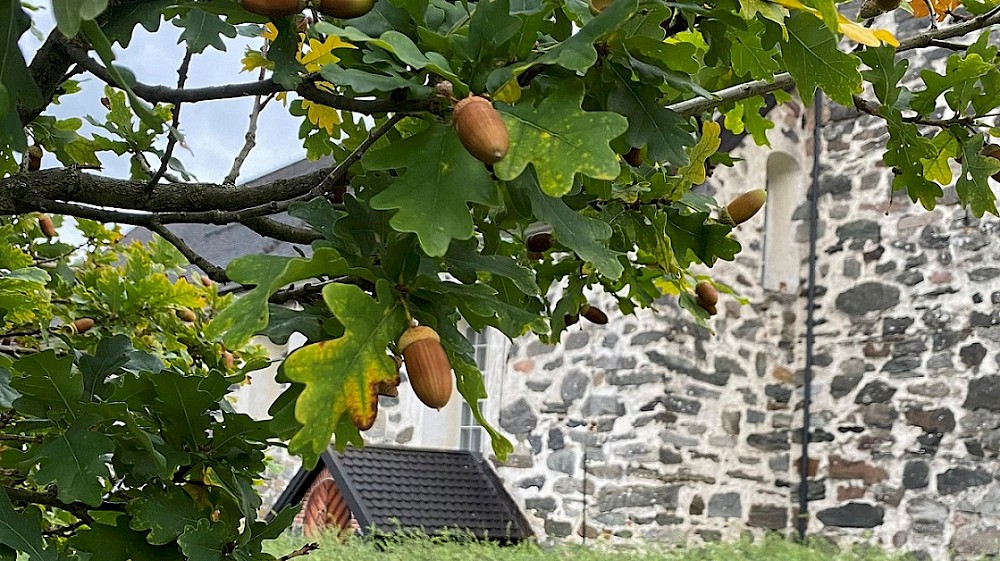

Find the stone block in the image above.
[
  {"left": 816, "top": 503, "right": 884, "bottom": 528},
  {"left": 708, "top": 492, "right": 742, "bottom": 518}
]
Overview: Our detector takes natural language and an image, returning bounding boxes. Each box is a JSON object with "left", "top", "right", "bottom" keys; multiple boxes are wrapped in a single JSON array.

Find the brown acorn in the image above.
[
  {"left": 724, "top": 189, "right": 767, "bottom": 225},
  {"left": 38, "top": 214, "right": 56, "bottom": 239},
  {"left": 398, "top": 325, "right": 453, "bottom": 409},
  {"left": 66, "top": 318, "right": 95, "bottom": 335},
  {"left": 317, "top": 0, "right": 375, "bottom": 18},
  {"left": 27, "top": 145, "right": 42, "bottom": 172},
  {"left": 588, "top": 0, "right": 612, "bottom": 15},
  {"left": 858, "top": 0, "right": 900, "bottom": 18},
  {"left": 222, "top": 350, "right": 235, "bottom": 370},
  {"left": 201, "top": 275, "right": 214, "bottom": 288},
  {"left": 526, "top": 232, "right": 554, "bottom": 253},
  {"left": 624, "top": 147, "right": 643, "bottom": 167},
  {"left": 564, "top": 313, "right": 579, "bottom": 327},
  {"left": 238, "top": 0, "right": 306, "bottom": 18},
  {"left": 580, "top": 304, "right": 608, "bottom": 325},
  {"left": 696, "top": 298, "right": 718, "bottom": 316},
  {"left": 983, "top": 144, "right": 1000, "bottom": 182},
  {"left": 176, "top": 307, "right": 197, "bottom": 323},
  {"left": 695, "top": 281, "right": 719, "bottom": 307},
  {"left": 453, "top": 95, "right": 509, "bottom": 165}
]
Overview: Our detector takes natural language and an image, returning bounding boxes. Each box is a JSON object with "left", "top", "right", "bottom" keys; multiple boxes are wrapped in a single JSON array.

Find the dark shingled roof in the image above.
[{"left": 270, "top": 445, "right": 534, "bottom": 542}]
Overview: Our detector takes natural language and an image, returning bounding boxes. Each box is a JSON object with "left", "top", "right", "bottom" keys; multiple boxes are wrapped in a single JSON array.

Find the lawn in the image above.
[{"left": 264, "top": 531, "right": 918, "bottom": 561}]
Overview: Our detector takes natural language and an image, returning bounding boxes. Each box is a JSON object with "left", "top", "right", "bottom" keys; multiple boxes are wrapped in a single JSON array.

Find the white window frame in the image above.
[{"left": 458, "top": 328, "right": 489, "bottom": 453}]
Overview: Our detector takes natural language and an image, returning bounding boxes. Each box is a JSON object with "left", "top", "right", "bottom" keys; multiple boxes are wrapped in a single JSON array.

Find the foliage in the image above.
[
  {"left": 1, "top": 0, "right": 1000, "bottom": 557},
  {"left": 263, "top": 531, "right": 917, "bottom": 561}
]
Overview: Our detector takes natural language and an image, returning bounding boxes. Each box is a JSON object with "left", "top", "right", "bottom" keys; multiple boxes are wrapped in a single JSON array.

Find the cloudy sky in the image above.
[{"left": 21, "top": 6, "right": 308, "bottom": 186}]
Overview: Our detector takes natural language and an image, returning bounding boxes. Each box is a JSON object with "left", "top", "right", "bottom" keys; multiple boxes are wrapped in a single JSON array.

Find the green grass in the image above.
[{"left": 264, "top": 531, "right": 919, "bottom": 561}]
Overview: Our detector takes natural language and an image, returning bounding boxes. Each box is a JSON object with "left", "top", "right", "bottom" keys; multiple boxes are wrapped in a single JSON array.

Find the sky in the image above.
[{"left": 20, "top": 5, "right": 308, "bottom": 186}]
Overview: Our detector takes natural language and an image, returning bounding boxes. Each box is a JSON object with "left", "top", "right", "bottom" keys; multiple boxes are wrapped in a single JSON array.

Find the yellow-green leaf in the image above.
[{"left": 284, "top": 281, "right": 407, "bottom": 467}]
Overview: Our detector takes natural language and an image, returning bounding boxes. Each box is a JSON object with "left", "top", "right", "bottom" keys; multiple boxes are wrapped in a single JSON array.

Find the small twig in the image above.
[
  {"left": 225, "top": 93, "right": 273, "bottom": 186},
  {"left": 928, "top": 39, "right": 969, "bottom": 50},
  {"left": 33, "top": 243, "right": 86, "bottom": 265},
  {"left": 147, "top": 49, "right": 193, "bottom": 188},
  {"left": 278, "top": 543, "right": 320, "bottom": 561},
  {"left": 0, "top": 329, "right": 42, "bottom": 338},
  {"left": 4, "top": 486, "right": 123, "bottom": 522},
  {"left": 853, "top": 95, "right": 976, "bottom": 128},
  {"left": 42, "top": 520, "right": 86, "bottom": 537},
  {"left": 0, "top": 345, "right": 40, "bottom": 355},
  {"left": 225, "top": 45, "right": 273, "bottom": 186},
  {"left": 0, "top": 434, "right": 43, "bottom": 443},
  {"left": 147, "top": 220, "right": 228, "bottom": 283},
  {"left": 313, "top": 113, "right": 405, "bottom": 195}
]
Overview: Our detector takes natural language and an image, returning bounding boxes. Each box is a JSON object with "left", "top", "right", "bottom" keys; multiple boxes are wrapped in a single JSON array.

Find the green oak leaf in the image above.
[
  {"left": 52, "top": 0, "right": 109, "bottom": 38},
  {"left": 801, "top": 0, "right": 838, "bottom": 34},
  {"left": 233, "top": 506, "right": 299, "bottom": 559},
  {"left": 0, "top": 491, "right": 58, "bottom": 561},
  {"left": 72, "top": 515, "right": 182, "bottom": 561},
  {"left": 730, "top": 21, "right": 780, "bottom": 80},
  {"left": 0, "top": 368, "right": 19, "bottom": 409},
  {"left": 283, "top": 281, "right": 407, "bottom": 468},
  {"left": 149, "top": 371, "right": 226, "bottom": 447},
  {"left": 178, "top": 519, "right": 229, "bottom": 561},
  {"left": 206, "top": 247, "right": 351, "bottom": 348},
  {"left": 174, "top": 8, "right": 237, "bottom": 54},
  {"left": 102, "top": 0, "right": 170, "bottom": 46},
  {"left": 128, "top": 486, "right": 210, "bottom": 545},
  {"left": 0, "top": 3, "right": 43, "bottom": 152},
  {"left": 449, "top": 352, "right": 513, "bottom": 460},
  {"left": 859, "top": 47, "right": 908, "bottom": 108},
  {"left": 208, "top": 465, "right": 260, "bottom": 521},
  {"left": 443, "top": 239, "right": 538, "bottom": 296},
  {"left": 605, "top": 65, "right": 693, "bottom": 166},
  {"left": 325, "top": 26, "right": 460, "bottom": 83},
  {"left": 921, "top": 130, "right": 959, "bottom": 185},
  {"left": 489, "top": 0, "right": 638, "bottom": 87},
  {"left": 430, "top": 281, "right": 547, "bottom": 338},
  {"left": 882, "top": 109, "right": 940, "bottom": 209},
  {"left": 267, "top": 17, "right": 303, "bottom": 88},
  {"left": 32, "top": 424, "right": 113, "bottom": 507},
  {"left": 319, "top": 65, "right": 432, "bottom": 96},
  {"left": 496, "top": 81, "right": 629, "bottom": 197},
  {"left": 262, "top": 303, "right": 327, "bottom": 345},
  {"left": 956, "top": 132, "right": 1000, "bottom": 217},
  {"left": 664, "top": 206, "right": 741, "bottom": 267},
  {"left": 738, "top": 0, "right": 788, "bottom": 27},
  {"left": 11, "top": 351, "right": 81, "bottom": 422},
  {"left": 724, "top": 97, "right": 774, "bottom": 147},
  {"left": 78, "top": 334, "right": 133, "bottom": 402},
  {"left": 365, "top": 122, "right": 498, "bottom": 257},
  {"left": 514, "top": 174, "right": 624, "bottom": 279},
  {"left": 778, "top": 11, "right": 861, "bottom": 106},
  {"left": 911, "top": 53, "right": 993, "bottom": 115}
]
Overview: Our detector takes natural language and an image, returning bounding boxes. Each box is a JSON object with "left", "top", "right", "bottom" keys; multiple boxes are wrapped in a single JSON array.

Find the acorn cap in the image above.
[{"left": 398, "top": 325, "right": 440, "bottom": 352}]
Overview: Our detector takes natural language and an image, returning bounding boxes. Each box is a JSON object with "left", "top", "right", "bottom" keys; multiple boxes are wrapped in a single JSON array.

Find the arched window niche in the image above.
[{"left": 761, "top": 151, "right": 803, "bottom": 293}]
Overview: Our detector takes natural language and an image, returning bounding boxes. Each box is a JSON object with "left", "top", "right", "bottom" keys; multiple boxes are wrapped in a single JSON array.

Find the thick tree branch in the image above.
[
  {"left": 6, "top": 166, "right": 330, "bottom": 215},
  {"left": 670, "top": 6, "right": 1000, "bottom": 117},
  {"left": 242, "top": 217, "right": 322, "bottom": 245},
  {"left": 4, "top": 486, "right": 125, "bottom": 522}
]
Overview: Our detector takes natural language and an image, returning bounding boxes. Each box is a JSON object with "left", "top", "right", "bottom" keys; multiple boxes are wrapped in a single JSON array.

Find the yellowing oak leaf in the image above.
[
  {"left": 241, "top": 49, "right": 272, "bottom": 72},
  {"left": 768, "top": 0, "right": 898, "bottom": 46},
  {"left": 300, "top": 100, "right": 341, "bottom": 134},
  {"left": 284, "top": 281, "right": 407, "bottom": 467},
  {"left": 298, "top": 35, "right": 355, "bottom": 72},
  {"left": 910, "top": 0, "right": 961, "bottom": 21}
]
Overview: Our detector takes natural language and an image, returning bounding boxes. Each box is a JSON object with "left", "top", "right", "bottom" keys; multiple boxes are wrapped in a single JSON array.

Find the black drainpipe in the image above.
[{"left": 798, "top": 91, "right": 823, "bottom": 541}]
